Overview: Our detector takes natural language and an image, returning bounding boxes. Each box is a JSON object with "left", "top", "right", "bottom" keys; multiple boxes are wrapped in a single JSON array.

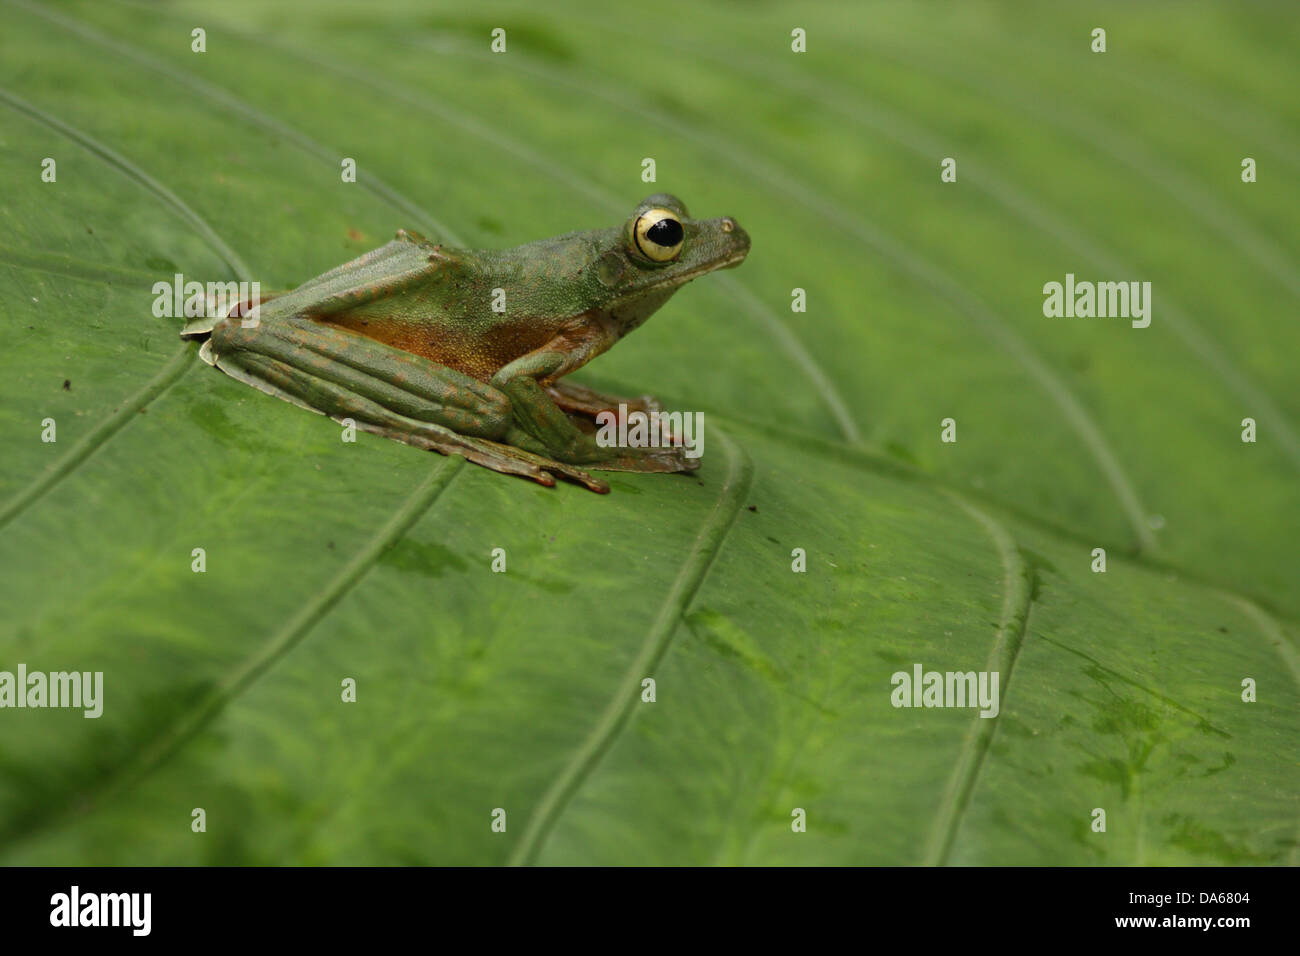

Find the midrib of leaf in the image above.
[
  {"left": 922, "top": 492, "right": 1033, "bottom": 865},
  {"left": 508, "top": 428, "right": 753, "bottom": 866}
]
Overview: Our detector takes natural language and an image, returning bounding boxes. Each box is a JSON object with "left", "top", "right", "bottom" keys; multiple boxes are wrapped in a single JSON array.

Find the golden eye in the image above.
[{"left": 632, "top": 208, "right": 684, "bottom": 262}]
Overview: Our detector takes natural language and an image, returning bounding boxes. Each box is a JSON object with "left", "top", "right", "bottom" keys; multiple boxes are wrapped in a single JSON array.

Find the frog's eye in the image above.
[{"left": 632, "top": 208, "right": 684, "bottom": 263}]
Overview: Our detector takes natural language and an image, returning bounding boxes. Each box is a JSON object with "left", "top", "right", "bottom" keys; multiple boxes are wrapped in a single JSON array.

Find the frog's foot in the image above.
[{"left": 546, "top": 380, "right": 663, "bottom": 418}]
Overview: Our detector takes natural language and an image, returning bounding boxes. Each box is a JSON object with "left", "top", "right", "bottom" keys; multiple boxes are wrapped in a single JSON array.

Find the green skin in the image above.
[{"left": 189, "top": 194, "right": 749, "bottom": 493}]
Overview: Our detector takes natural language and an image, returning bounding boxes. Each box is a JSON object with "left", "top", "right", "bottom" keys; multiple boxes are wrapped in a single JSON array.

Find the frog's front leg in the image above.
[
  {"left": 205, "top": 315, "right": 610, "bottom": 492},
  {"left": 492, "top": 337, "right": 696, "bottom": 474}
]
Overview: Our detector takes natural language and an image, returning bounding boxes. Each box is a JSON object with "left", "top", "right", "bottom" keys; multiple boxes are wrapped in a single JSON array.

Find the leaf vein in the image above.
[
  {"left": 923, "top": 492, "right": 1033, "bottom": 865},
  {"left": 508, "top": 429, "right": 753, "bottom": 865}
]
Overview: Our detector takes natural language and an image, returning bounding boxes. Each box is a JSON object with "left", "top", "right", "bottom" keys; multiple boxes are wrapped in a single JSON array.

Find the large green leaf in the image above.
[{"left": 0, "top": 0, "right": 1296, "bottom": 865}]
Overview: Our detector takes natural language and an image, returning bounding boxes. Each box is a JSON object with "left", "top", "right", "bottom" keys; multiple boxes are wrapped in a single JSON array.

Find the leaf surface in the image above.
[{"left": 0, "top": 0, "right": 1296, "bottom": 864}]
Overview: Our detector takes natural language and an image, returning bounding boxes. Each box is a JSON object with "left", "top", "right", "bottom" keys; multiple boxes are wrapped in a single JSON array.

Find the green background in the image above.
[{"left": 0, "top": 0, "right": 1296, "bottom": 864}]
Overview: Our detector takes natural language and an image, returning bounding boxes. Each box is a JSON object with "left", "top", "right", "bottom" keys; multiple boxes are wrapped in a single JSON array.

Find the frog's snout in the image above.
[{"left": 719, "top": 217, "right": 750, "bottom": 266}]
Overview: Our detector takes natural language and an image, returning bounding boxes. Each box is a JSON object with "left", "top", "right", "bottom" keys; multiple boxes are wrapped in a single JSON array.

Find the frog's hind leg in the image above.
[
  {"left": 210, "top": 337, "right": 608, "bottom": 492},
  {"left": 365, "top": 419, "right": 611, "bottom": 493}
]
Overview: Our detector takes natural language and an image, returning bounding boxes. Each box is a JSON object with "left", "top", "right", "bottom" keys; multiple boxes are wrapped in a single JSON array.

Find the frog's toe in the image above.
[
  {"left": 594, "top": 446, "right": 699, "bottom": 474},
  {"left": 524, "top": 456, "right": 609, "bottom": 493},
  {"left": 553, "top": 465, "right": 609, "bottom": 493}
]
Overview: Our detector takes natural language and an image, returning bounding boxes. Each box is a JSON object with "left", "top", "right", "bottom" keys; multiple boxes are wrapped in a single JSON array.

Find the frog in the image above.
[{"left": 182, "top": 193, "right": 749, "bottom": 493}]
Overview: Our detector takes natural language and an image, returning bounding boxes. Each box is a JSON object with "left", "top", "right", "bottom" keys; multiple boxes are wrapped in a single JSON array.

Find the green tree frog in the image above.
[{"left": 184, "top": 193, "right": 749, "bottom": 493}]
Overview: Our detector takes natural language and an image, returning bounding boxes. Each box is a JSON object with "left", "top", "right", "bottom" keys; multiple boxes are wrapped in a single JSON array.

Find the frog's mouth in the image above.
[
  {"left": 715, "top": 247, "right": 750, "bottom": 270},
  {"left": 661, "top": 246, "right": 750, "bottom": 287},
  {"left": 607, "top": 252, "right": 747, "bottom": 312}
]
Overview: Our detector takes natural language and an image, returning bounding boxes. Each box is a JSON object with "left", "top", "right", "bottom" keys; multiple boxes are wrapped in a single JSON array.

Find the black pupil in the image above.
[{"left": 646, "top": 217, "right": 683, "bottom": 247}]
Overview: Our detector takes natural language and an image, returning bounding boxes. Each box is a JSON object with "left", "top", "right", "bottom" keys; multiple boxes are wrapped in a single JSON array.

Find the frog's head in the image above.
[{"left": 588, "top": 193, "right": 750, "bottom": 336}]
